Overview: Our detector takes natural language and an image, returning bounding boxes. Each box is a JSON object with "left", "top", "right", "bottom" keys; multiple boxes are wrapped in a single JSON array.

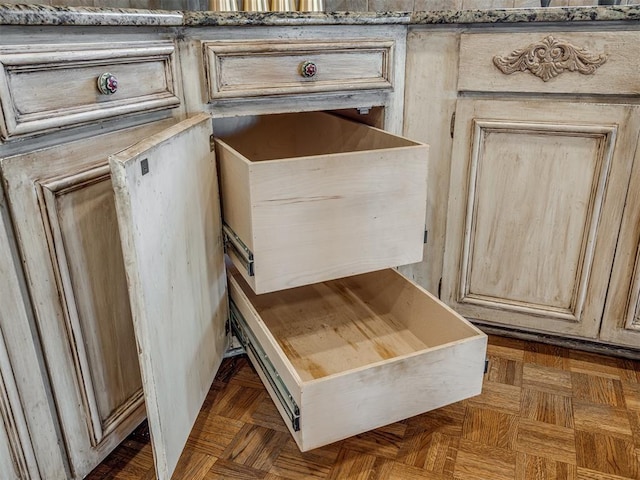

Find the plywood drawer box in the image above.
[
  {"left": 202, "top": 39, "right": 394, "bottom": 100},
  {"left": 0, "top": 41, "right": 180, "bottom": 140},
  {"left": 458, "top": 31, "right": 640, "bottom": 95},
  {"left": 216, "top": 111, "right": 429, "bottom": 294},
  {"left": 228, "top": 266, "right": 487, "bottom": 452}
]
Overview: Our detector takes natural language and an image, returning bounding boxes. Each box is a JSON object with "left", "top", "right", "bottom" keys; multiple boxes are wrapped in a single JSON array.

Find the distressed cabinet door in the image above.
[
  {"left": 442, "top": 99, "right": 640, "bottom": 339},
  {"left": 0, "top": 121, "right": 174, "bottom": 479},
  {"left": 600, "top": 129, "right": 640, "bottom": 348},
  {"left": 110, "top": 114, "right": 227, "bottom": 480}
]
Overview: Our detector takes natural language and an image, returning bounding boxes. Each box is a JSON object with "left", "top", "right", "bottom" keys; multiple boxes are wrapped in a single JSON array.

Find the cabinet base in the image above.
[{"left": 475, "top": 322, "right": 640, "bottom": 360}]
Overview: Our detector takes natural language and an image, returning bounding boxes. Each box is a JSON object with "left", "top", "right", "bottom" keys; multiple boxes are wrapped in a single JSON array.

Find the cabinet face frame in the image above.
[{"left": 442, "top": 99, "right": 640, "bottom": 339}]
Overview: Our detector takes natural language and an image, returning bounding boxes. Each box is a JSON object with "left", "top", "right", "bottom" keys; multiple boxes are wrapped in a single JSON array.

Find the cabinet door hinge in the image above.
[
  {"left": 450, "top": 111, "right": 456, "bottom": 139},
  {"left": 438, "top": 277, "right": 443, "bottom": 299},
  {"left": 209, "top": 134, "right": 216, "bottom": 152}
]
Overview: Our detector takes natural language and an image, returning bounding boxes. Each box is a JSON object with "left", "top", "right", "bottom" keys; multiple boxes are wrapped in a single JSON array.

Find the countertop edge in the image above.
[
  {"left": 1, "top": 3, "right": 640, "bottom": 27},
  {"left": 0, "top": 4, "right": 183, "bottom": 26}
]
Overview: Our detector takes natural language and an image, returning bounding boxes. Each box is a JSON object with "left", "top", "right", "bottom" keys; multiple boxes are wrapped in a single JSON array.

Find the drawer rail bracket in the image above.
[
  {"left": 229, "top": 300, "right": 301, "bottom": 432},
  {"left": 223, "top": 224, "right": 255, "bottom": 277}
]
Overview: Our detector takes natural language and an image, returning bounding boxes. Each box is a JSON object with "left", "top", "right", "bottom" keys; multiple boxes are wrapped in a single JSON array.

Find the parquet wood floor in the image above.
[{"left": 86, "top": 335, "right": 640, "bottom": 479}]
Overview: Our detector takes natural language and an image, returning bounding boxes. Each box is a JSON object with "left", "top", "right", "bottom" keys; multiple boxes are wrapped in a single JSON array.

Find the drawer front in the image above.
[
  {"left": 0, "top": 42, "right": 181, "bottom": 140},
  {"left": 216, "top": 112, "right": 428, "bottom": 294},
  {"left": 203, "top": 39, "right": 395, "bottom": 100},
  {"left": 458, "top": 31, "right": 640, "bottom": 95},
  {"left": 228, "top": 267, "right": 487, "bottom": 452}
]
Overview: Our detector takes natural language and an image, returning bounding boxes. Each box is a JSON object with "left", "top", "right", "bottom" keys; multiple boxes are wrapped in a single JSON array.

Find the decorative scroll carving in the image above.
[{"left": 493, "top": 35, "right": 607, "bottom": 82}]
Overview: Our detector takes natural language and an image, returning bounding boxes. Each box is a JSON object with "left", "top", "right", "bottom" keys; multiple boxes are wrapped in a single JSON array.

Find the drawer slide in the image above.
[
  {"left": 223, "top": 224, "right": 254, "bottom": 277},
  {"left": 229, "top": 300, "right": 300, "bottom": 432}
]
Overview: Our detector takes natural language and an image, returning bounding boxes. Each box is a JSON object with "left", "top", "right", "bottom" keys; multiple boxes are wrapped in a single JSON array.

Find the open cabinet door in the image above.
[{"left": 109, "top": 114, "right": 227, "bottom": 480}]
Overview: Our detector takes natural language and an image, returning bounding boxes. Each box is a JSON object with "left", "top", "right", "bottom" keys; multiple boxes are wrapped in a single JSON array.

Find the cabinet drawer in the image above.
[
  {"left": 458, "top": 31, "right": 640, "bottom": 95},
  {"left": 216, "top": 111, "right": 429, "bottom": 294},
  {"left": 0, "top": 42, "right": 180, "bottom": 140},
  {"left": 229, "top": 266, "right": 487, "bottom": 452},
  {"left": 203, "top": 39, "right": 394, "bottom": 100}
]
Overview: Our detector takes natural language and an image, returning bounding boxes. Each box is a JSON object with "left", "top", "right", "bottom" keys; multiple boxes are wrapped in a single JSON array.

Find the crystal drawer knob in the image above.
[
  {"left": 97, "top": 72, "right": 118, "bottom": 95},
  {"left": 300, "top": 61, "right": 317, "bottom": 78}
]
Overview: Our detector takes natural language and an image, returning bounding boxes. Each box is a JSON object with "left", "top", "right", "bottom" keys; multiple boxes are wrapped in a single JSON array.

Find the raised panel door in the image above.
[
  {"left": 0, "top": 120, "right": 174, "bottom": 478},
  {"left": 442, "top": 99, "right": 640, "bottom": 338}
]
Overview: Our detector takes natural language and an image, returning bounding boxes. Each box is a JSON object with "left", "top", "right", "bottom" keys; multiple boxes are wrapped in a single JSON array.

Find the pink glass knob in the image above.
[
  {"left": 300, "top": 61, "right": 317, "bottom": 78},
  {"left": 97, "top": 72, "right": 118, "bottom": 95}
]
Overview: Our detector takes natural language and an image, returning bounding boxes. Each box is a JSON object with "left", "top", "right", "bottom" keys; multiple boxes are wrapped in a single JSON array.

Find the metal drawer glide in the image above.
[
  {"left": 223, "top": 224, "right": 254, "bottom": 277},
  {"left": 229, "top": 300, "right": 300, "bottom": 432}
]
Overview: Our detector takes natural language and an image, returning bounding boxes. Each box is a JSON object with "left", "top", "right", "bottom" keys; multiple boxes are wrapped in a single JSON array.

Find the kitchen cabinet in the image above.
[
  {"left": 404, "top": 28, "right": 640, "bottom": 344},
  {"left": 0, "top": 21, "right": 488, "bottom": 480},
  {"left": 442, "top": 98, "right": 640, "bottom": 339},
  {"left": 108, "top": 112, "right": 486, "bottom": 480},
  {"left": 0, "top": 32, "right": 184, "bottom": 480},
  {"left": 1, "top": 120, "right": 178, "bottom": 479}
]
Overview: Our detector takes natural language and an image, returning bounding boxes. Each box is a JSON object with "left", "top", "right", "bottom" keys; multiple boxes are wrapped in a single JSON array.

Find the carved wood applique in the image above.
[{"left": 493, "top": 35, "right": 607, "bottom": 82}]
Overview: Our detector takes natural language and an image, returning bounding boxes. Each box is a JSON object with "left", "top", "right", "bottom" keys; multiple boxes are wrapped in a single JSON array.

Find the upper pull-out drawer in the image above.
[
  {"left": 203, "top": 39, "right": 395, "bottom": 100},
  {"left": 229, "top": 266, "right": 487, "bottom": 452},
  {"left": 216, "top": 111, "right": 429, "bottom": 294},
  {"left": 0, "top": 41, "right": 181, "bottom": 140},
  {"left": 458, "top": 31, "right": 640, "bottom": 95}
]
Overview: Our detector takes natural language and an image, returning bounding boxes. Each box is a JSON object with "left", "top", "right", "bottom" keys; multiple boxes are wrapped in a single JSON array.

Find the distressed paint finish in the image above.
[
  {"left": 600, "top": 112, "right": 640, "bottom": 347},
  {"left": 443, "top": 99, "right": 640, "bottom": 339},
  {"left": 110, "top": 114, "right": 228, "bottom": 480},
  {"left": 0, "top": 120, "right": 175, "bottom": 479}
]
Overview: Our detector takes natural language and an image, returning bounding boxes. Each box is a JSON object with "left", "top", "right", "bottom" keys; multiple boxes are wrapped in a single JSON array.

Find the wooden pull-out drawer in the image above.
[
  {"left": 458, "top": 31, "right": 640, "bottom": 95},
  {"left": 216, "top": 111, "right": 429, "bottom": 294},
  {"left": 203, "top": 39, "right": 394, "bottom": 100},
  {"left": 0, "top": 41, "right": 180, "bottom": 140},
  {"left": 228, "top": 266, "right": 487, "bottom": 452}
]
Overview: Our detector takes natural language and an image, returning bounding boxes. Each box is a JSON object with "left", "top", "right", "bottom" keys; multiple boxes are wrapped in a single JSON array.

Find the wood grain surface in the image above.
[{"left": 87, "top": 335, "right": 640, "bottom": 479}]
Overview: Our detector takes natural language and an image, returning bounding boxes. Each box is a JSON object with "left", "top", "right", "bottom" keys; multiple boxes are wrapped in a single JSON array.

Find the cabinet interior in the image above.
[{"left": 212, "top": 107, "right": 393, "bottom": 162}]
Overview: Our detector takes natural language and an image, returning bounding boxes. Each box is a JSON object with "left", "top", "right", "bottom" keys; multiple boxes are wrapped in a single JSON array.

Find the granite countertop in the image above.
[{"left": 1, "top": 2, "right": 639, "bottom": 27}]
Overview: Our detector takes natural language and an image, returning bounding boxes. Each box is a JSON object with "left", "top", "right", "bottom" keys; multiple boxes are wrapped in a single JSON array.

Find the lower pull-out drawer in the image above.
[{"left": 228, "top": 266, "right": 487, "bottom": 452}]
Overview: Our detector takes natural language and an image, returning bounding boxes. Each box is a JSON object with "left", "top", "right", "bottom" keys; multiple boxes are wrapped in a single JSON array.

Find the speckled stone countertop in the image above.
[
  {"left": 410, "top": 5, "right": 640, "bottom": 24},
  {"left": 1, "top": 3, "right": 640, "bottom": 27},
  {"left": 0, "top": 3, "right": 182, "bottom": 26}
]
